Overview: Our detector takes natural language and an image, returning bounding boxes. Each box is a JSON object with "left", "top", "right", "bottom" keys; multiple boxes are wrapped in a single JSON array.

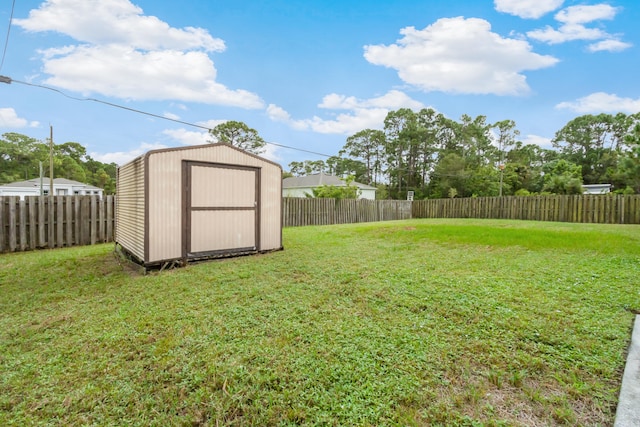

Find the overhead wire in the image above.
[
  {"left": 8, "top": 78, "right": 333, "bottom": 158},
  {"left": 3, "top": 76, "right": 491, "bottom": 177},
  {"left": 0, "top": 3, "right": 513, "bottom": 178},
  {"left": 0, "top": 0, "right": 16, "bottom": 72}
]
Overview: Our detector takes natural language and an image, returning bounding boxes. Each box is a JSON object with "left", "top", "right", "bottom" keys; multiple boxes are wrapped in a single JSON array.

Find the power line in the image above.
[
  {"left": 0, "top": 0, "right": 16, "bottom": 72},
  {"left": 2, "top": 75, "right": 512, "bottom": 184},
  {"left": 2, "top": 75, "right": 504, "bottom": 175},
  {"left": 11, "top": 79, "right": 214, "bottom": 130},
  {"left": 5, "top": 77, "right": 334, "bottom": 158}
]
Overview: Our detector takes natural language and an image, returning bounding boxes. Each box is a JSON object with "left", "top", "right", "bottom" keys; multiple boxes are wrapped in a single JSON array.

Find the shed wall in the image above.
[
  {"left": 115, "top": 156, "right": 145, "bottom": 261},
  {"left": 259, "top": 161, "right": 282, "bottom": 251},
  {"left": 146, "top": 144, "right": 281, "bottom": 263}
]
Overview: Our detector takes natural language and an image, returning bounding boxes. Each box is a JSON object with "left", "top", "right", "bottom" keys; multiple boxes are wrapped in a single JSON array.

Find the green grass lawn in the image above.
[{"left": 1, "top": 219, "right": 639, "bottom": 426}]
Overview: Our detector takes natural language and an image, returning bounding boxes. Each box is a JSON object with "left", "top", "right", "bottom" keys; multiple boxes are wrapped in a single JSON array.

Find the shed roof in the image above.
[
  {"left": 119, "top": 142, "right": 282, "bottom": 170},
  {"left": 283, "top": 174, "right": 376, "bottom": 190}
]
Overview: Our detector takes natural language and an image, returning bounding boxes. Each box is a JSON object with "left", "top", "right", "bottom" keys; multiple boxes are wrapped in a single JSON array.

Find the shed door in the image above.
[{"left": 183, "top": 161, "right": 260, "bottom": 259}]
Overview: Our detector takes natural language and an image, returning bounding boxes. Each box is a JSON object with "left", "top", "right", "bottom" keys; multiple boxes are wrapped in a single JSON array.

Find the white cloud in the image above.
[
  {"left": 0, "top": 108, "right": 40, "bottom": 128},
  {"left": 197, "top": 119, "right": 227, "bottom": 129},
  {"left": 162, "top": 125, "right": 281, "bottom": 163},
  {"left": 494, "top": 0, "right": 564, "bottom": 19},
  {"left": 318, "top": 90, "right": 424, "bottom": 110},
  {"left": 14, "top": 0, "right": 263, "bottom": 108},
  {"left": 266, "top": 104, "right": 292, "bottom": 123},
  {"left": 14, "top": 0, "right": 225, "bottom": 52},
  {"left": 268, "top": 103, "right": 390, "bottom": 134},
  {"left": 162, "top": 128, "right": 210, "bottom": 146},
  {"left": 521, "top": 134, "right": 553, "bottom": 149},
  {"left": 163, "top": 112, "right": 180, "bottom": 120},
  {"left": 161, "top": 119, "right": 230, "bottom": 145},
  {"left": 556, "top": 92, "right": 640, "bottom": 114},
  {"left": 527, "top": 25, "right": 608, "bottom": 44},
  {"left": 527, "top": 4, "right": 626, "bottom": 47},
  {"left": 267, "top": 90, "right": 425, "bottom": 135},
  {"left": 90, "top": 142, "right": 168, "bottom": 165},
  {"left": 260, "top": 143, "right": 282, "bottom": 164},
  {"left": 588, "top": 39, "right": 632, "bottom": 53},
  {"left": 555, "top": 5, "right": 618, "bottom": 25},
  {"left": 92, "top": 124, "right": 281, "bottom": 165},
  {"left": 364, "top": 17, "right": 558, "bottom": 96},
  {"left": 300, "top": 108, "right": 392, "bottom": 134}
]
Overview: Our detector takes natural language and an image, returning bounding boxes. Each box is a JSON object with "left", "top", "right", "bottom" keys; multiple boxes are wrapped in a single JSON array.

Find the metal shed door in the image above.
[{"left": 183, "top": 161, "right": 259, "bottom": 259}]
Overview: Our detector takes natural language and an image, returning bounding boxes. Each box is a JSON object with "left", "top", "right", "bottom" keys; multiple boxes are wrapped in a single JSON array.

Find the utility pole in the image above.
[
  {"left": 498, "top": 133, "right": 504, "bottom": 197},
  {"left": 49, "top": 125, "right": 54, "bottom": 196}
]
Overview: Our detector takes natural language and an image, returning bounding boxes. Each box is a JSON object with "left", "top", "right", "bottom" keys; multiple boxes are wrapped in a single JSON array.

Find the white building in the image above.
[
  {"left": 283, "top": 174, "right": 377, "bottom": 200},
  {"left": 582, "top": 184, "right": 612, "bottom": 195},
  {"left": 0, "top": 178, "right": 104, "bottom": 200}
]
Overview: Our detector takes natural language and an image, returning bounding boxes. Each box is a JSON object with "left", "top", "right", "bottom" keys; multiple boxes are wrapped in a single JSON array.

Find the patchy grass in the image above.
[{"left": 1, "top": 219, "right": 638, "bottom": 426}]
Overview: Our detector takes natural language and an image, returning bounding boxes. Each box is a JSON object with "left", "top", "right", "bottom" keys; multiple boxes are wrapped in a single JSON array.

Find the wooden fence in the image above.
[
  {"left": 283, "top": 198, "right": 412, "bottom": 227},
  {"left": 0, "top": 195, "right": 114, "bottom": 253},
  {"left": 412, "top": 194, "right": 640, "bottom": 225},
  {"left": 1, "top": 194, "right": 638, "bottom": 254}
]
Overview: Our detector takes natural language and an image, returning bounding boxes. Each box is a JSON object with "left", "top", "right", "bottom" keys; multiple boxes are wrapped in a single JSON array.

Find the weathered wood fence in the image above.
[
  {"left": 412, "top": 194, "right": 640, "bottom": 225},
  {"left": 1, "top": 195, "right": 638, "bottom": 254},
  {"left": 283, "top": 198, "right": 412, "bottom": 227},
  {"left": 0, "top": 196, "right": 114, "bottom": 253}
]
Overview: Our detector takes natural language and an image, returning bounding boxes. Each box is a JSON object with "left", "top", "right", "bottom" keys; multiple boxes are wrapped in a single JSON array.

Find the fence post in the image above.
[
  {"left": 106, "top": 195, "right": 114, "bottom": 241},
  {"left": 47, "top": 196, "right": 55, "bottom": 248},
  {"left": 0, "top": 197, "right": 4, "bottom": 252}
]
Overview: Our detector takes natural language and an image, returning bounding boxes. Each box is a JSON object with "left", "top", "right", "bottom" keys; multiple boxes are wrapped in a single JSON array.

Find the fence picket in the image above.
[
  {"left": 66, "top": 197, "right": 73, "bottom": 245},
  {"left": 0, "top": 195, "right": 115, "bottom": 254},
  {"left": 1, "top": 195, "right": 638, "bottom": 254},
  {"left": 9, "top": 196, "right": 17, "bottom": 251},
  {"left": 0, "top": 197, "right": 4, "bottom": 252},
  {"left": 56, "top": 196, "right": 64, "bottom": 247},
  {"left": 19, "top": 200, "right": 27, "bottom": 251},
  {"left": 28, "top": 197, "right": 36, "bottom": 250}
]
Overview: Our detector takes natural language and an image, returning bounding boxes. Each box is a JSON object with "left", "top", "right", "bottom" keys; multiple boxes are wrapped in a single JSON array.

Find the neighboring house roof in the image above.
[
  {"left": 0, "top": 178, "right": 102, "bottom": 190},
  {"left": 283, "top": 174, "right": 377, "bottom": 191},
  {"left": 582, "top": 184, "right": 612, "bottom": 194}
]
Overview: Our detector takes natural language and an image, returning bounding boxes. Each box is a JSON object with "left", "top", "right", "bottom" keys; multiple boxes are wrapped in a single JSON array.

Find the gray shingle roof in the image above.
[{"left": 283, "top": 174, "right": 376, "bottom": 190}]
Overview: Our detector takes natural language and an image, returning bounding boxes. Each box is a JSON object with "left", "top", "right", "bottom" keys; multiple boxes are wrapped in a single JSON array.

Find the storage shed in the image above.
[{"left": 115, "top": 143, "right": 282, "bottom": 268}]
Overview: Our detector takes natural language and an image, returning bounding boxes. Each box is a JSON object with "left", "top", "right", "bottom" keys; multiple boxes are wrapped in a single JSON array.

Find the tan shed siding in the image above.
[
  {"left": 191, "top": 167, "right": 256, "bottom": 208},
  {"left": 115, "top": 156, "right": 145, "bottom": 261},
  {"left": 259, "top": 162, "right": 282, "bottom": 250},
  {"left": 147, "top": 152, "right": 183, "bottom": 262},
  {"left": 191, "top": 210, "right": 255, "bottom": 252},
  {"left": 146, "top": 144, "right": 282, "bottom": 263}
]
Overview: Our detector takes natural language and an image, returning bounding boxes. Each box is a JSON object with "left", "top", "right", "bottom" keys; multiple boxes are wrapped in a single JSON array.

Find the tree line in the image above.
[
  {"left": 3, "top": 112, "right": 639, "bottom": 199},
  {"left": 0, "top": 121, "right": 267, "bottom": 195},
  {"left": 289, "top": 109, "right": 640, "bottom": 199},
  {"left": 0, "top": 132, "right": 117, "bottom": 194}
]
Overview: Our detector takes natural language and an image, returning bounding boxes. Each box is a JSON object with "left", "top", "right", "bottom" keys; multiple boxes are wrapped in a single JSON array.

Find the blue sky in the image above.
[{"left": 1, "top": 0, "right": 639, "bottom": 169}]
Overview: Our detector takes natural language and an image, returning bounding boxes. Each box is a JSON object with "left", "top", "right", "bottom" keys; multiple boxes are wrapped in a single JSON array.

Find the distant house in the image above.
[
  {"left": 582, "top": 184, "right": 612, "bottom": 195},
  {"left": 283, "top": 173, "right": 377, "bottom": 200},
  {"left": 0, "top": 178, "right": 104, "bottom": 200}
]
